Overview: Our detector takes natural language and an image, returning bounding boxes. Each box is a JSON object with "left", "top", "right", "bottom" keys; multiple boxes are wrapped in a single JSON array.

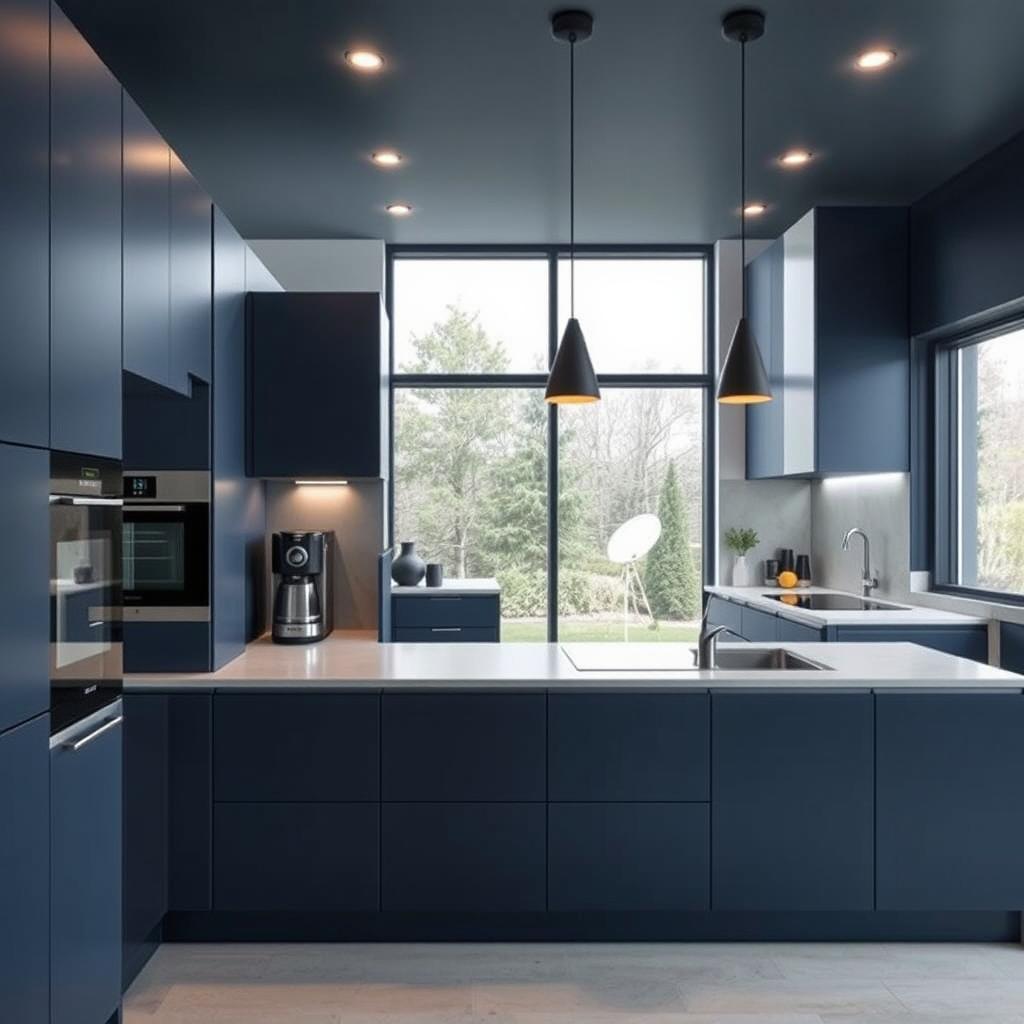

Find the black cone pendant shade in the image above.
[
  {"left": 546, "top": 9, "right": 600, "bottom": 405},
  {"left": 717, "top": 8, "right": 772, "bottom": 406}
]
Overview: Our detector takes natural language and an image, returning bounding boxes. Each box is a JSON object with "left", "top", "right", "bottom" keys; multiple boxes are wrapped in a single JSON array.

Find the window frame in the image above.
[
  {"left": 933, "top": 312, "right": 1024, "bottom": 605},
  {"left": 386, "top": 243, "right": 716, "bottom": 640}
]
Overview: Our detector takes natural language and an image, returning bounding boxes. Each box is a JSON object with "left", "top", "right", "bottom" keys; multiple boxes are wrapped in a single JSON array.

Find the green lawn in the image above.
[{"left": 501, "top": 618, "right": 700, "bottom": 643}]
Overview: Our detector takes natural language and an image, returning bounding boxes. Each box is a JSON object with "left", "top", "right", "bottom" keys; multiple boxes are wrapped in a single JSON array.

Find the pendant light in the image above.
[
  {"left": 717, "top": 9, "right": 772, "bottom": 406},
  {"left": 546, "top": 10, "right": 600, "bottom": 405}
]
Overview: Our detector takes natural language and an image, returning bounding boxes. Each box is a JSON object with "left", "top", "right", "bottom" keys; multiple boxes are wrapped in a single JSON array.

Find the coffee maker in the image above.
[{"left": 271, "top": 531, "right": 334, "bottom": 644}]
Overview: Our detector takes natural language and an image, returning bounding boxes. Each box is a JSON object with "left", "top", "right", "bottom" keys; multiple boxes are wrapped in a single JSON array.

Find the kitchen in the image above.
[{"left": 5, "top": 1, "right": 1024, "bottom": 1022}]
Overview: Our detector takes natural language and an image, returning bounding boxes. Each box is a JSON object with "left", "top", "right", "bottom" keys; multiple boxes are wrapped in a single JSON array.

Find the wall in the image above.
[
  {"left": 265, "top": 480, "right": 384, "bottom": 632},
  {"left": 247, "top": 239, "right": 385, "bottom": 293}
]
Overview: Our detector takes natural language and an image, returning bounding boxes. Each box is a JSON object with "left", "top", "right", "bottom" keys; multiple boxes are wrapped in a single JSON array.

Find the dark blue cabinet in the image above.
[
  {"left": 1002, "top": 622, "right": 1024, "bottom": 674},
  {"left": 0, "top": 443, "right": 48, "bottom": 735},
  {"left": 382, "top": 803, "right": 545, "bottom": 912},
  {"left": 50, "top": 4, "right": 122, "bottom": 460},
  {"left": 168, "top": 694, "right": 212, "bottom": 911},
  {"left": 214, "top": 694, "right": 379, "bottom": 802},
  {"left": 122, "top": 695, "right": 167, "bottom": 989},
  {"left": 548, "top": 803, "right": 709, "bottom": 911},
  {"left": 740, "top": 604, "right": 778, "bottom": 642},
  {"left": 832, "top": 624, "right": 988, "bottom": 663},
  {"left": 170, "top": 153, "right": 211, "bottom": 392},
  {"left": 391, "top": 593, "right": 500, "bottom": 643},
  {"left": 712, "top": 692, "right": 874, "bottom": 910},
  {"left": 706, "top": 595, "right": 743, "bottom": 637},
  {"left": 214, "top": 803, "right": 379, "bottom": 911},
  {"left": 0, "top": 0, "right": 49, "bottom": 447},
  {"left": 382, "top": 692, "right": 545, "bottom": 801},
  {"left": 876, "top": 693, "right": 1024, "bottom": 910},
  {"left": 548, "top": 692, "right": 708, "bottom": 801},
  {"left": 777, "top": 616, "right": 824, "bottom": 642},
  {"left": 51, "top": 705, "right": 123, "bottom": 1024},
  {"left": 0, "top": 714, "right": 49, "bottom": 1024},
  {"left": 122, "top": 93, "right": 171, "bottom": 390},
  {"left": 247, "top": 292, "right": 389, "bottom": 478}
]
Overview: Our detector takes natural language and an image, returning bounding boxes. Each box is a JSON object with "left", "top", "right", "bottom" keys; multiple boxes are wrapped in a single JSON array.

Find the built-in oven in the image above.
[
  {"left": 122, "top": 471, "right": 209, "bottom": 621},
  {"left": 50, "top": 452, "right": 123, "bottom": 734}
]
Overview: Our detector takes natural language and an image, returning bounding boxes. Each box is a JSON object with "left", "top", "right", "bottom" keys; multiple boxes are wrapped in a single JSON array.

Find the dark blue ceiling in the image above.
[{"left": 59, "top": 0, "right": 1024, "bottom": 244}]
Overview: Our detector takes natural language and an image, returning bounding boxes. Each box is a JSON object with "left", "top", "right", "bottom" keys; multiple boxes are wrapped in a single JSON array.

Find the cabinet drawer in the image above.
[
  {"left": 214, "top": 803, "right": 378, "bottom": 911},
  {"left": 393, "top": 626, "right": 498, "bottom": 643},
  {"left": 549, "top": 693, "right": 709, "bottom": 801},
  {"left": 382, "top": 692, "right": 545, "bottom": 801},
  {"left": 777, "top": 616, "right": 824, "bottom": 642},
  {"left": 214, "top": 694, "right": 379, "bottom": 801},
  {"left": 741, "top": 605, "right": 778, "bottom": 642},
  {"left": 706, "top": 596, "right": 743, "bottom": 638},
  {"left": 548, "top": 803, "right": 709, "bottom": 911},
  {"left": 392, "top": 595, "right": 499, "bottom": 629},
  {"left": 382, "top": 803, "right": 545, "bottom": 911}
]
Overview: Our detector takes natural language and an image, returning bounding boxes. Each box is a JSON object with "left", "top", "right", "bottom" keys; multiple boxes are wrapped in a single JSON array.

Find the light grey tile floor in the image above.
[{"left": 123, "top": 942, "right": 1024, "bottom": 1023}]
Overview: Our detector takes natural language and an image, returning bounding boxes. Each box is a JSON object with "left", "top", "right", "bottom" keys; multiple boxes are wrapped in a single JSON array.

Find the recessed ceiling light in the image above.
[
  {"left": 344, "top": 49, "right": 384, "bottom": 71},
  {"left": 386, "top": 203, "right": 412, "bottom": 216},
  {"left": 855, "top": 48, "right": 896, "bottom": 71},
  {"left": 779, "top": 149, "right": 812, "bottom": 167},
  {"left": 743, "top": 202, "right": 767, "bottom": 216},
  {"left": 372, "top": 150, "right": 402, "bottom": 166}
]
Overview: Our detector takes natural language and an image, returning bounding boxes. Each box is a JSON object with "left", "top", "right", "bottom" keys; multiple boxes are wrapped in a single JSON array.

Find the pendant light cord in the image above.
[
  {"left": 740, "top": 33, "right": 746, "bottom": 319},
  {"left": 569, "top": 33, "right": 576, "bottom": 318}
]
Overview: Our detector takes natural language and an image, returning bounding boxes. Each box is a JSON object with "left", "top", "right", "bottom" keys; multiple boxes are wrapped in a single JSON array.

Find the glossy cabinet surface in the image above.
[
  {"left": 0, "top": 0, "right": 49, "bottom": 447},
  {"left": 51, "top": 707, "right": 123, "bottom": 1024},
  {"left": 50, "top": 4, "right": 122, "bottom": 459},
  {"left": 0, "top": 714, "right": 49, "bottom": 1024}
]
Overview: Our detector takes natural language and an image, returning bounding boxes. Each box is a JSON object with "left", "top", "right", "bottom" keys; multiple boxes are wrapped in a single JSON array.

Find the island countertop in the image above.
[{"left": 123, "top": 632, "right": 1022, "bottom": 691}]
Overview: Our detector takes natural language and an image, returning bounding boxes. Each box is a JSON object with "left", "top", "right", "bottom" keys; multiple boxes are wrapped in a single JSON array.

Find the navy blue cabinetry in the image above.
[
  {"left": 247, "top": 292, "right": 389, "bottom": 478},
  {"left": 831, "top": 624, "right": 988, "bottom": 663},
  {"left": 0, "top": 0, "right": 49, "bottom": 447},
  {"left": 712, "top": 692, "right": 874, "bottom": 910},
  {"left": 876, "top": 693, "right": 1024, "bottom": 910},
  {"left": 0, "top": 714, "right": 49, "bottom": 1024},
  {"left": 0, "top": 443, "right": 48, "bottom": 735},
  {"left": 740, "top": 605, "right": 778, "bottom": 642},
  {"left": 122, "top": 93, "right": 171, "bottom": 389},
  {"left": 706, "top": 595, "right": 743, "bottom": 637},
  {"left": 391, "top": 592, "right": 500, "bottom": 642},
  {"left": 777, "top": 616, "right": 825, "bottom": 642},
  {"left": 51, "top": 704, "right": 123, "bottom": 1024},
  {"left": 123, "top": 694, "right": 167, "bottom": 989},
  {"left": 50, "top": 4, "right": 122, "bottom": 459},
  {"left": 1002, "top": 622, "right": 1024, "bottom": 674},
  {"left": 168, "top": 694, "right": 212, "bottom": 911}
]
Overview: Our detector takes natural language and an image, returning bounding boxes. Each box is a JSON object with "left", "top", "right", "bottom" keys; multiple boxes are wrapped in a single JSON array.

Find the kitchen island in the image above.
[{"left": 123, "top": 637, "right": 1024, "bottom": 946}]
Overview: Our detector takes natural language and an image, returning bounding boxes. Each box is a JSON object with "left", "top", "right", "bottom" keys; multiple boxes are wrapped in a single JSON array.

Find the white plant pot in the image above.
[{"left": 732, "top": 554, "right": 751, "bottom": 587}]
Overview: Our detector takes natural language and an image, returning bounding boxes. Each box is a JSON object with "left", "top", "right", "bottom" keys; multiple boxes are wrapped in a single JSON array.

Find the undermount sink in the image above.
[{"left": 712, "top": 648, "right": 829, "bottom": 671}]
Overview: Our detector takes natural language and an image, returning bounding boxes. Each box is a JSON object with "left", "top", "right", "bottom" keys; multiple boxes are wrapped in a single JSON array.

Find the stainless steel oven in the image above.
[
  {"left": 50, "top": 452, "right": 123, "bottom": 734},
  {"left": 122, "top": 470, "right": 209, "bottom": 621}
]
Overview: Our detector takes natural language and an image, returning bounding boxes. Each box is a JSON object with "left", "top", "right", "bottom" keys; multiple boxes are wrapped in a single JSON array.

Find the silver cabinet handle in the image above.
[
  {"left": 63, "top": 715, "right": 123, "bottom": 752},
  {"left": 428, "top": 596, "right": 461, "bottom": 601},
  {"left": 125, "top": 504, "right": 186, "bottom": 512},
  {"left": 49, "top": 496, "right": 123, "bottom": 507},
  {"left": 430, "top": 627, "right": 462, "bottom": 633}
]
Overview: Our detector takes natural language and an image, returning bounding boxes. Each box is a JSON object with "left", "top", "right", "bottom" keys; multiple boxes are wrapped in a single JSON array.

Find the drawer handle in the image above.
[
  {"left": 428, "top": 597, "right": 462, "bottom": 602},
  {"left": 431, "top": 627, "right": 462, "bottom": 633},
  {"left": 63, "top": 715, "right": 123, "bottom": 752}
]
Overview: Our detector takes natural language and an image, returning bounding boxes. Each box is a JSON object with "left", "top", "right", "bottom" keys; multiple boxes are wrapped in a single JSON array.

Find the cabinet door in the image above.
[
  {"left": 548, "top": 693, "right": 708, "bottom": 801},
  {"left": 0, "top": 0, "right": 49, "bottom": 446},
  {"left": 740, "top": 605, "right": 778, "bottom": 642},
  {"left": 122, "top": 93, "right": 170, "bottom": 388},
  {"left": 51, "top": 707, "right": 123, "bottom": 1024},
  {"left": 382, "top": 803, "right": 545, "bottom": 911},
  {"left": 745, "top": 237, "right": 783, "bottom": 478},
  {"left": 50, "top": 5, "right": 122, "bottom": 459},
  {"left": 0, "top": 714, "right": 49, "bottom": 1024},
  {"left": 122, "top": 695, "right": 167, "bottom": 988},
  {"left": 777, "top": 616, "right": 824, "bottom": 643},
  {"left": 169, "top": 153, "right": 211, "bottom": 392},
  {"left": 706, "top": 595, "right": 743, "bottom": 638},
  {"left": 168, "top": 694, "right": 212, "bottom": 911},
  {"left": 833, "top": 625, "right": 988, "bottom": 664},
  {"left": 876, "top": 693, "right": 1024, "bottom": 910},
  {"left": 712, "top": 692, "right": 874, "bottom": 910},
  {"left": 382, "top": 692, "right": 545, "bottom": 801},
  {"left": 0, "top": 443, "right": 48, "bottom": 734},
  {"left": 548, "top": 803, "right": 709, "bottom": 911}
]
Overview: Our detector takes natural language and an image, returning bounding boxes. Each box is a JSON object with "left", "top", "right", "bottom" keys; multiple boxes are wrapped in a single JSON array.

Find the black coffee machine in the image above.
[{"left": 271, "top": 531, "right": 334, "bottom": 644}]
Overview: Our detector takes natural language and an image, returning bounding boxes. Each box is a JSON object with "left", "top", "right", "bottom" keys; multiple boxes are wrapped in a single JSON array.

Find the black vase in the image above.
[{"left": 391, "top": 541, "right": 426, "bottom": 586}]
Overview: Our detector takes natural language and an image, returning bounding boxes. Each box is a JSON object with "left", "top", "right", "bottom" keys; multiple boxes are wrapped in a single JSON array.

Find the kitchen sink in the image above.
[{"left": 712, "top": 648, "right": 829, "bottom": 671}]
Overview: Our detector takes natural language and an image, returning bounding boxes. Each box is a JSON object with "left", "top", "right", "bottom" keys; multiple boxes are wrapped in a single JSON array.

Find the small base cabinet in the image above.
[
  {"left": 391, "top": 593, "right": 500, "bottom": 643},
  {"left": 51, "top": 704, "right": 123, "bottom": 1024}
]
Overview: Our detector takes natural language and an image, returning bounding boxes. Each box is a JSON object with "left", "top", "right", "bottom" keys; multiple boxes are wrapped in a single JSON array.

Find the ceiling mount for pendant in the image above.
[
  {"left": 721, "top": 8, "right": 765, "bottom": 44},
  {"left": 551, "top": 10, "right": 593, "bottom": 43}
]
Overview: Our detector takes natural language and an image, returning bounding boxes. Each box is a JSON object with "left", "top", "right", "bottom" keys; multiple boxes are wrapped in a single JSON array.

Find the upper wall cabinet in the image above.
[
  {"left": 0, "top": 0, "right": 49, "bottom": 448},
  {"left": 745, "top": 207, "right": 909, "bottom": 479},
  {"left": 247, "top": 292, "right": 389, "bottom": 479},
  {"left": 50, "top": 4, "right": 122, "bottom": 459}
]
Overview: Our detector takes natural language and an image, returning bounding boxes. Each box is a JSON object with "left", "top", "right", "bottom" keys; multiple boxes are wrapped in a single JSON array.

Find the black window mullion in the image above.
[{"left": 548, "top": 251, "right": 559, "bottom": 642}]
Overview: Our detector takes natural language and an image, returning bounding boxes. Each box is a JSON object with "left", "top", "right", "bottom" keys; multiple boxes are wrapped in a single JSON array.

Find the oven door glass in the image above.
[{"left": 123, "top": 504, "right": 209, "bottom": 607}]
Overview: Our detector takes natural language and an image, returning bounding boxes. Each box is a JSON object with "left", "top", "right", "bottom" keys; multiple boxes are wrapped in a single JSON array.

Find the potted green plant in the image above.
[{"left": 724, "top": 527, "right": 759, "bottom": 587}]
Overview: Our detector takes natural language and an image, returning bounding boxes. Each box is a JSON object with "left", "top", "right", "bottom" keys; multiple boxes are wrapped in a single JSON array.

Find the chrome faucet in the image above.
[
  {"left": 842, "top": 527, "right": 879, "bottom": 597},
  {"left": 696, "top": 622, "right": 742, "bottom": 669}
]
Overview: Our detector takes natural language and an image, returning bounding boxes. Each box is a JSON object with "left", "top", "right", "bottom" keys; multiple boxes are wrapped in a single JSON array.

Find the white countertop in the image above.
[
  {"left": 124, "top": 632, "right": 1022, "bottom": 691},
  {"left": 391, "top": 577, "right": 500, "bottom": 596},
  {"left": 706, "top": 585, "right": 988, "bottom": 627}
]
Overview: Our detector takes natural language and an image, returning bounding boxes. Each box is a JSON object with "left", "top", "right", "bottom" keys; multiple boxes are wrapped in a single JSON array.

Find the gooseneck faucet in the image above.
[
  {"left": 696, "top": 620, "right": 743, "bottom": 669},
  {"left": 842, "top": 527, "right": 879, "bottom": 597}
]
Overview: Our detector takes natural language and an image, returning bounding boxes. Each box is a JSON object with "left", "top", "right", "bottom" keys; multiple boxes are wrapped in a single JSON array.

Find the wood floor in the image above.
[{"left": 124, "top": 941, "right": 1024, "bottom": 1023}]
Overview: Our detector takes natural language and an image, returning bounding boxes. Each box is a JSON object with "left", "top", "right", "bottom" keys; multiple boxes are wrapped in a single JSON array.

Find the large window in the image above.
[
  {"left": 391, "top": 249, "right": 712, "bottom": 641},
  {"left": 939, "top": 323, "right": 1024, "bottom": 598}
]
